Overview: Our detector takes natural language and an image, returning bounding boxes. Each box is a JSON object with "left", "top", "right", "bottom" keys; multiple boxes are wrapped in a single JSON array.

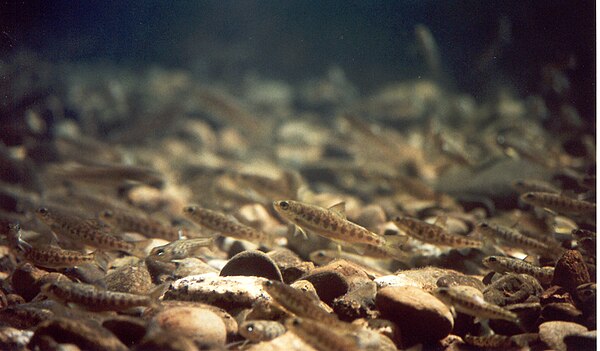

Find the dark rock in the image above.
[
  {"left": 301, "top": 270, "right": 348, "bottom": 306},
  {"left": 376, "top": 286, "right": 453, "bottom": 347},
  {"left": 220, "top": 250, "right": 283, "bottom": 281},
  {"left": 102, "top": 316, "right": 147, "bottom": 347},
  {"left": 564, "top": 330, "right": 596, "bottom": 351},
  {"left": 540, "top": 286, "right": 575, "bottom": 306},
  {"left": 133, "top": 330, "right": 199, "bottom": 351},
  {"left": 332, "top": 282, "right": 378, "bottom": 321},
  {"left": 484, "top": 273, "right": 543, "bottom": 306},
  {"left": 552, "top": 250, "right": 591, "bottom": 295},
  {"left": 541, "top": 303, "right": 583, "bottom": 322},
  {"left": 489, "top": 303, "right": 541, "bottom": 335},
  {"left": 539, "top": 321, "right": 588, "bottom": 351},
  {"left": 11, "top": 263, "right": 47, "bottom": 301},
  {"left": 267, "top": 248, "right": 314, "bottom": 284}
]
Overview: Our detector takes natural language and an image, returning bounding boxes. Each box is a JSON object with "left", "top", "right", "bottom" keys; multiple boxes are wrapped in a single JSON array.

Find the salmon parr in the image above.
[
  {"left": 7, "top": 223, "right": 108, "bottom": 270},
  {"left": 183, "top": 206, "right": 273, "bottom": 245},
  {"left": 36, "top": 207, "right": 136, "bottom": 253},
  {"left": 433, "top": 287, "right": 519, "bottom": 323},
  {"left": 285, "top": 317, "right": 361, "bottom": 351},
  {"left": 393, "top": 216, "right": 482, "bottom": 248},
  {"left": 482, "top": 256, "right": 554, "bottom": 285},
  {"left": 98, "top": 209, "right": 180, "bottom": 241},
  {"left": 148, "top": 237, "right": 214, "bottom": 262},
  {"left": 476, "top": 222, "right": 562, "bottom": 255},
  {"left": 40, "top": 280, "right": 161, "bottom": 311},
  {"left": 239, "top": 320, "right": 286, "bottom": 342},
  {"left": 273, "top": 200, "right": 405, "bottom": 250},
  {"left": 520, "top": 192, "right": 596, "bottom": 217}
]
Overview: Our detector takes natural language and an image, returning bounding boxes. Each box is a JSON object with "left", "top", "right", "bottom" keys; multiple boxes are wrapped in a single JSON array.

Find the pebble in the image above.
[
  {"left": 553, "top": 250, "right": 591, "bottom": 295},
  {"left": 149, "top": 306, "right": 227, "bottom": 345},
  {"left": 436, "top": 273, "right": 485, "bottom": 291},
  {"left": 564, "top": 330, "right": 596, "bottom": 351},
  {"left": 246, "top": 330, "right": 317, "bottom": 351},
  {"left": 102, "top": 316, "right": 147, "bottom": 347},
  {"left": 0, "top": 327, "right": 33, "bottom": 350},
  {"left": 103, "top": 262, "right": 153, "bottom": 294},
  {"left": 539, "top": 321, "right": 588, "bottom": 351},
  {"left": 333, "top": 282, "right": 378, "bottom": 321},
  {"left": 484, "top": 273, "right": 543, "bottom": 306},
  {"left": 540, "top": 285, "right": 576, "bottom": 305},
  {"left": 375, "top": 286, "right": 454, "bottom": 347},
  {"left": 541, "top": 302, "right": 583, "bottom": 322},
  {"left": 133, "top": 330, "right": 199, "bottom": 351},
  {"left": 173, "top": 257, "right": 220, "bottom": 278},
  {"left": 267, "top": 248, "right": 314, "bottom": 283},
  {"left": 11, "top": 263, "right": 47, "bottom": 301},
  {"left": 220, "top": 250, "right": 283, "bottom": 281}
]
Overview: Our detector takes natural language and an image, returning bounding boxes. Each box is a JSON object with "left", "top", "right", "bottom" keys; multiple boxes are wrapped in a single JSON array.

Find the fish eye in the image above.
[
  {"left": 317, "top": 251, "right": 325, "bottom": 257},
  {"left": 278, "top": 201, "right": 289, "bottom": 210},
  {"left": 37, "top": 207, "right": 48, "bottom": 215},
  {"left": 264, "top": 280, "right": 274, "bottom": 287},
  {"left": 487, "top": 257, "right": 497, "bottom": 262},
  {"left": 101, "top": 210, "right": 113, "bottom": 218},
  {"left": 394, "top": 216, "right": 401, "bottom": 221},
  {"left": 291, "top": 318, "right": 301, "bottom": 326},
  {"left": 156, "top": 248, "right": 165, "bottom": 256},
  {"left": 183, "top": 206, "right": 195, "bottom": 214},
  {"left": 523, "top": 193, "right": 535, "bottom": 200},
  {"left": 246, "top": 324, "right": 254, "bottom": 332},
  {"left": 479, "top": 223, "right": 489, "bottom": 228}
]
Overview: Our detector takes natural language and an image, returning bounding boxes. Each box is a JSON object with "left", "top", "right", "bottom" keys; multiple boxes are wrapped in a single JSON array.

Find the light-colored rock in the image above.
[
  {"left": 539, "top": 321, "right": 588, "bottom": 351},
  {"left": 376, "top": 286, "right": 454, "bottom": 347},
  {"left": 151, "top": 306, "right": 226, "bottom": 345}
]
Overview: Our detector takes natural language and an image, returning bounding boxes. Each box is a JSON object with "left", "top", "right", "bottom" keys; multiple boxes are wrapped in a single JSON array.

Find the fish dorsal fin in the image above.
[
  {"left": 433, "top": 215, "right": 448, "bottom": 228},
  {"left": 328, "top": 202, "right": 346, "bottom": 219}
]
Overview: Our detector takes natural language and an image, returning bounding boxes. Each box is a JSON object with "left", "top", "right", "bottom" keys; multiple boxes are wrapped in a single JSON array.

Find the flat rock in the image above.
[
  {"left": 539, "top": 321, "right": 588, "bottom": 351},
  {"left": 541, "top": 302, "right": 583, "bottom": 322},
  {"left": 150, "top": 306, "right": 227, "bottom": 345},
  {"left": 246, "top": 331, "right": 317, "bottom": 351},
  {"left": 300, "top": 270, "right": 349, "bottom": 305},
  {"left": 164, "top": 274, "right": 270, "bottom": 311},
  {"left": 552, "top": 250, "right": 591, "bottom": 295},
  {"left": 376, "top": 286, "right": 454, "bottom": 347},
  {"left": 220, "top": 250, "right": 283, "bottom": 281}
]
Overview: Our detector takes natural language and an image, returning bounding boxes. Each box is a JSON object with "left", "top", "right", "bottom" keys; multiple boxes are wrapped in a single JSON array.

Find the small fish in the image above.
[
  {"left": 273, "top": 200, "right": 406, "bottom": 256},
  {"left": 482, "top": 256, "right": 554, "bottom": 285},
  {"left": 47, "top": 163, "right": 164, "bottom": 188},
  {"left": 40, "top": 280, "right": 163, "bottom": 311},
  {"left": 512, "top": 179, "right": 561, "bottom": 194},
  {"left": 239, "top": 320, "right": 286, "bottom": 342},
  {"left": 433, "top": 286, "right": 520, "bottom": 323},
  {"left": 36, "top": 207, "right": 136, "bottom": 253},
  {"left": 98, "top": 209, "right": 181, "bottom": 241},
  {"left": 520, "top": 192, "right": 596, "bottom": 217},
  {"left": 393, "top": 216, "right": 482, "bottom": 248},
  {"left": 7, "top": 223, "right": 109, "bottom": 270},
  {"left": 463, "top": 334, "right": 514, "bottom": 348},
  {"left": 476, "top": 222, "right": 562, "bottom": 255},
  {"left": 576, "top": 282, "right": 596, "bottom": 304},
  {"left": 182, "top": 205, "right": 274, "bottom": 246},
  {"left": 285, "top": 317, "right": 361, "bottom": 351},
  {"left": 262, "top": 280, "right": 355, "bottom": 331},
  {"left": 148, "top": 237, "right": 214, "bottom": 262}
]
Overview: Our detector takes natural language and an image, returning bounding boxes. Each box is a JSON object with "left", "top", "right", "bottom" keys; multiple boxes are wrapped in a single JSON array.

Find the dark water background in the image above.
[{"left": 1, "top": 1, "right": 595, "bottom": 120}]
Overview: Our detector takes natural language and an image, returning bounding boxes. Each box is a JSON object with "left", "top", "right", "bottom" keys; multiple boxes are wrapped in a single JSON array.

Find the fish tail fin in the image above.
[
  {"left": 383, "top": 234, "right": 411, "bottom": 262},
  {"left": 93, "top": 250, "right": 112, "bottom": 271},
  {"left": 148, "top": 282, "right": 169, "bottom": 308}
]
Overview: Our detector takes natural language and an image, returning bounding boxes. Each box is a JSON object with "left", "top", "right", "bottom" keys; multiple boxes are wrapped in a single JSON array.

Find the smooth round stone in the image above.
[
  {"left": 151, "top": 306, "right": 227, "bottom": 345},
  {"left": 102, "top": 316, "right": 147, "bottom": 347},
  {"left": 267, "top": 248, "right": 314, "bottom": 284},
  {"left": 103, "top": 262, "right": 152, "bottom": 294},
  {"left": 539, "top": 321, "right": 588, "bottom": 351},
  {"left": 220, "top": 250, "right": 283, "bottom": 282},
  {"left": 301, "top": 270, "right": 349, "bottom": 306},
  {"left": 376, "top": 286, "right": 454, "bottom": 347}
]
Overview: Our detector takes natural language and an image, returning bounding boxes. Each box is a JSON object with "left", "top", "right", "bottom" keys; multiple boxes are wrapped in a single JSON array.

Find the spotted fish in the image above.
[
  {"left": 40, "top": 280, "right": 164, "bottom": 311},
  {"left": 520, "top": 192, "right": 596, "bottom": 217},
  {"left": 7, "top": 223, "right": 109, "bottom": 270},
  {"left": 239, "top": 320, "right": 286, "bottom": 342},
  {"left": 183, "top": 206, "right": 274, "bottom": 246},
  {"left": 393, "top": 216, "right": 482, "bottom": 248},
  {"left": 273, "top": 200, "right": 407, "bottom": 259},
  {"left": 36, "top": 207, "right": 136, "bottom": 253},
  {"left": 285, "top": 317, "right": 361, "bottom": 351},
  {"left": 482, "top": 256, "right": 554, "bottom": 285},
  {"left": 433, "top": 286, "right": 520, "bottom": 323}
]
